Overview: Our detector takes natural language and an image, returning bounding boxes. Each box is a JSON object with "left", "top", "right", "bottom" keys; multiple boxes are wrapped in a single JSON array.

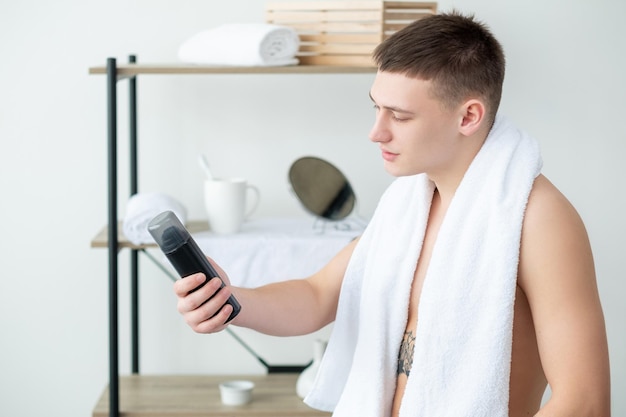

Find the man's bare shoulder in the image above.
[
  {"left": 519, "top": 173, "right": 594, "bottom": 290},
  {"left": 524, "top": 174, "right": 585, "bottom": 229},
  {"left": 521, "top": 174, "right": 591, "bottom": 257}
]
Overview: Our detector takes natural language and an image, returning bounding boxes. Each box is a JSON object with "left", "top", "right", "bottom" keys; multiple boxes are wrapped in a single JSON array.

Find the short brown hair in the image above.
[{"left": 373, "top": 11, "right": 505, "bottom": 124}]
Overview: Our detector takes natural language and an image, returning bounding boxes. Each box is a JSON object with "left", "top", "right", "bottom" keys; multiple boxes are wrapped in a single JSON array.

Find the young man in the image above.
[{"left": 174, "top": 12, "right": 610, "bottom": 417}]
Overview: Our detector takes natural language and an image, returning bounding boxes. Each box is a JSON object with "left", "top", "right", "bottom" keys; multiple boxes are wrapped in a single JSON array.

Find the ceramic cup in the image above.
[
  {"left": 219, "top": 380, "right": 255, "bottom": 405},
  {"left": 204, "top": 178, "right": 260, "bottom": 234}
]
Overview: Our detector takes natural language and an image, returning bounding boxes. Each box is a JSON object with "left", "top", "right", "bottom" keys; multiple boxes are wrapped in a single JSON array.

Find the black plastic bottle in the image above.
[{"left": 148, "top": 210, "right": 241, "bottom": 323}]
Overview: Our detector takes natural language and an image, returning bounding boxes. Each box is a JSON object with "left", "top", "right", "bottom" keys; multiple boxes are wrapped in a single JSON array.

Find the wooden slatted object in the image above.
[{"left": 266, "top": 1, "right": 438, "bottom": 67}]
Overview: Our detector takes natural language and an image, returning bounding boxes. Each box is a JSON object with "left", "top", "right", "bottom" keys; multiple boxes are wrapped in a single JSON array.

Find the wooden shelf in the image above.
[
  {"left": 92, "top": 374, "right": 330, "bottom": 417},
  {"left": 90, "top": 220, "right": 209, "bottom": 249},
  {"left": 88, "top": 63, "right": 377, "bottom": 76}
]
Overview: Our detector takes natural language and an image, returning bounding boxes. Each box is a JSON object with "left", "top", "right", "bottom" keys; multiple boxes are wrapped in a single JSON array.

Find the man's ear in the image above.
[{"left": 458, "top": 99, "right": 486, "bottom": 137}]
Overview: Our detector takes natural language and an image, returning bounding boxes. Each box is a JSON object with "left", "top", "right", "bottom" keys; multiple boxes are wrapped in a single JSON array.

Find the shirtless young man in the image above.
[{"left": 174, "top": 12, "right": 610, "bottom": 417}]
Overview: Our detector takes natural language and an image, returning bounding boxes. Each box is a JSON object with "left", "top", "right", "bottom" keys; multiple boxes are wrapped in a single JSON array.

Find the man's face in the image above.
[{"left": 369, "top": 71, "right": 463, "bottom": 178}]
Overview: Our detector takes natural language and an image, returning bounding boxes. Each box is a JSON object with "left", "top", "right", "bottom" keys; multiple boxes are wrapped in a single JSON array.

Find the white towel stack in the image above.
[
  {"left": 178, "top": 23, "right": 300, "bottom": 67},
  {"left": 305, "top": 115, "right": 543, "bottom": 416},
  {"left": 122, "top": 192, "right": 187, "bottom": 245}
]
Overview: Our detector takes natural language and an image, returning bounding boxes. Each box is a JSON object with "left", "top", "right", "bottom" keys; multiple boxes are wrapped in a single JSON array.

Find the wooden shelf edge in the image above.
[
  {"left": 92, "top": 374, "right": 331, "bottom": 417},
  {"left": 90, "top": 220, "right": 209, "bottom": 249},
  {"left": 88, "top": 63, "right": 377, "bottom": 76}
]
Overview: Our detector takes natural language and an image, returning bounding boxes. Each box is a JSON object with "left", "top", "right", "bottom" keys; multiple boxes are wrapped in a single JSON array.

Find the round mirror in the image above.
[{"left": 288, "top": 156, "right": 356, "bottom": 221}]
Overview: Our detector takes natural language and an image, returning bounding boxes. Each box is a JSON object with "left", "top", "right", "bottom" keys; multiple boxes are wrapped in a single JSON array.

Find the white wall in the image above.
[{"left": 0, "top": 0, "right": 624, "bottom": 415}]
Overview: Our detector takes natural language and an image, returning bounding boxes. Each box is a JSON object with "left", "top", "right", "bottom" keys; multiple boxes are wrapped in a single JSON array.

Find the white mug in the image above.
[{"left": 204, "top": 178, "right": 260, "bottom": 234}]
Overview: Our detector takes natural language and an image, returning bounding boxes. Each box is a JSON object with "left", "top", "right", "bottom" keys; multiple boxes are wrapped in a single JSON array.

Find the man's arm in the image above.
[
  {"left": 173, "top": 237, "right": 359, "bottom": 336},
  {"left": 518, "top": 175, "right": 610, "bottom": 416}
]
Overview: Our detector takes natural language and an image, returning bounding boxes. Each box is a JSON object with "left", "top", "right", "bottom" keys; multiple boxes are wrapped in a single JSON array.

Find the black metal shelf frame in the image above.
[{"left": 105, "top": 55, "right": 137, "bottom": 417}]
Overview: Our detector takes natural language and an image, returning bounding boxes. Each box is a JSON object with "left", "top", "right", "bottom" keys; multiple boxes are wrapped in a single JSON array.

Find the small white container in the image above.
[{"left": 219, "top": 380, "right": 255, "bottom": 405}]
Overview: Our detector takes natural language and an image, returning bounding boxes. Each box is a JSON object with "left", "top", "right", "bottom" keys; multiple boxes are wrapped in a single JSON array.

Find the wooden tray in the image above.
[{"left": 266, "top": 1, "right": 438, "bottom": 66}]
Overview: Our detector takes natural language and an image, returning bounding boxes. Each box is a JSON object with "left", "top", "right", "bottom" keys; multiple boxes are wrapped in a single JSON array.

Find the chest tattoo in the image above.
[{"left": 397, "top": 330, "right": 416, "bottom": 376}]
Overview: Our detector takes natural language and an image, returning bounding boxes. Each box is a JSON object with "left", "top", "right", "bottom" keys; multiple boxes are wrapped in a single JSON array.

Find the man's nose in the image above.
[{"left": 369, "top": 114, "right": 391, "bottom": 143}]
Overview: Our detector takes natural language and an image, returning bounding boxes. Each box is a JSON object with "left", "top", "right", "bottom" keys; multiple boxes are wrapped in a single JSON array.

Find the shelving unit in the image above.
[{"left": 89, "top": 56, "right": 376, "bottom": 417}]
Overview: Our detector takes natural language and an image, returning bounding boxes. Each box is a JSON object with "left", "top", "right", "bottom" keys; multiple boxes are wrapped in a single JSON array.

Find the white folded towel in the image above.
[
  {"left": 122, "top": 192, "right": 187, "bottom": 245},
  {"left": 178, "top": 23, "right": 300, "bottom": 67},
  {"left": 305, "top": 115, "right": 543, "bottom": 416}
]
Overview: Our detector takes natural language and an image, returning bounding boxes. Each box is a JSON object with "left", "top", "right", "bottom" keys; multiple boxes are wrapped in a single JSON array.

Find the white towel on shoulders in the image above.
[
  {"left": 304, "top": 115, "right": 543, "bottom": 416},
  {"left": 178, "top": 23, "right": 299, "bottom": 66},
  {"left": 123, "top": 192, "right": 187, "bottom": 245}
]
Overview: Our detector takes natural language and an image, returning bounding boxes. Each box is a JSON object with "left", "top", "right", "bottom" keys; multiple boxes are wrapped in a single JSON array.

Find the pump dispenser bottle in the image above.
[{"left": 148, "top": 210, "right": 241, "bottom": 323}]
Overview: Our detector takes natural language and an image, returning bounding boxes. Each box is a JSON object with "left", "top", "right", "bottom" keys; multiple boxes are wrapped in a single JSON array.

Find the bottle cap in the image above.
[{"left": 147, "top": 211, "right": 188, "bottom": 253}]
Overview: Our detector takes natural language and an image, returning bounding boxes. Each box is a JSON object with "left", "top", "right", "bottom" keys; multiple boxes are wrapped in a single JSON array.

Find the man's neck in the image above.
[{"left": 428, "top": 122, "right": 492, "bottom": 204}]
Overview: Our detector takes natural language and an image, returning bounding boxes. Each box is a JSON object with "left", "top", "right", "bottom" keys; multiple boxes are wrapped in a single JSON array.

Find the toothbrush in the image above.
[{"left": 198, "top": 154, "right": 215, "bottom": 180}]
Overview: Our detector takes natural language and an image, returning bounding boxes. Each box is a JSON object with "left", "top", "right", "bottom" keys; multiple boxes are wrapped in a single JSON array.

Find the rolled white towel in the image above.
[
  {"left": 123, "top": 192, "right": 187, "bottom": 245},
  {"left": 178, "top": 23, "right": 300, "bottom": 66}
]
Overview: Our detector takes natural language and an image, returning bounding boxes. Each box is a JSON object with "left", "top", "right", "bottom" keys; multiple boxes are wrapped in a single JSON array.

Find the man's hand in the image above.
[{"left": 173, "top": 258, "right": 237, "bottom": 333}]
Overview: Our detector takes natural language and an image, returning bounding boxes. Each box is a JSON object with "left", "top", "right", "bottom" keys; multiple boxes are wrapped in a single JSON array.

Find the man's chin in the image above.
[{"left": 383, "top": 162, "right": 421, "bottom": 178}]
